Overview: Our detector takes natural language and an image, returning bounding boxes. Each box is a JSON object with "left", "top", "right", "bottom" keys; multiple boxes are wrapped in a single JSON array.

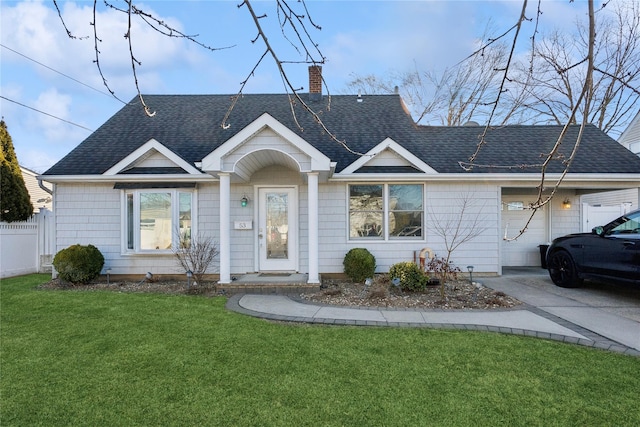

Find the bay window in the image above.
[
  {"left": 123, "top": 189, "right": 194, "bottom": 253},
  {"left": 349, "top": 184, "right": 423, "bottom": 240}
]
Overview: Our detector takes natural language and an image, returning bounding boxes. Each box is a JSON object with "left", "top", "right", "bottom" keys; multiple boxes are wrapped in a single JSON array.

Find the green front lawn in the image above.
[{"left": 2, "top": 274, "right": 639, "bottom": 426}]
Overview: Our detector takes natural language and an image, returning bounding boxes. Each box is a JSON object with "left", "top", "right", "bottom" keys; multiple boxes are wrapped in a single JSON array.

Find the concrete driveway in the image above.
[{"left": 483, "top": 268, "right": 640, "bottom": 351}]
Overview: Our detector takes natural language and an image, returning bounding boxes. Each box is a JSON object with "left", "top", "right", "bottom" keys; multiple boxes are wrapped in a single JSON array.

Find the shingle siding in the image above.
[{"left": 56, "top": 183, "right": 121, "bottom": 260}]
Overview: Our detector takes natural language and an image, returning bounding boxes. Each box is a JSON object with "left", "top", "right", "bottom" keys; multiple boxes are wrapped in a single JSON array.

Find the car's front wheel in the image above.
[{"left": 548, "top": 250, "right": 583, "bottom": 288}]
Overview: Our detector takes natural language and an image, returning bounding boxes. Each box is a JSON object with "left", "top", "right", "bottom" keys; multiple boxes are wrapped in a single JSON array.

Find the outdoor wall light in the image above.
[
  {"left": 186, "top": 270, "right": 193, "bottom": 289},
  {"left": 562, "top": 198, "right": 572, "bottom": 209},
  {"left": 241, "top": 195, "right": 249, "bottom": 207},
  {"left": 467, "top": 265, "right": 474, "bottom": 285}
]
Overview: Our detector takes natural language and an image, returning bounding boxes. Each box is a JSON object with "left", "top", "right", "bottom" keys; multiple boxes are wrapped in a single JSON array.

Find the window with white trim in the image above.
[
  {"left": 349, "top": 184, "right": 423, "bottom": 239},
  {"left": 123, "top": 189, "right": 194, "bottom": 252}
]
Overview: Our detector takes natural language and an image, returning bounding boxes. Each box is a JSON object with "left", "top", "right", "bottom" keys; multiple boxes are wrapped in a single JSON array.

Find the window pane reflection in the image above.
[{"left": 140, "top": 193, "right": 171, "bottom": 250}]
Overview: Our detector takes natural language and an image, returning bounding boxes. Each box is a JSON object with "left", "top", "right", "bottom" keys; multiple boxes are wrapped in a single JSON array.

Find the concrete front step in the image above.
[
  {"left": 219, "top": 273, "right": 320, "bottom": 295},
  {"left": 218, "top": 284, "right": 321, "bottom": 295}
]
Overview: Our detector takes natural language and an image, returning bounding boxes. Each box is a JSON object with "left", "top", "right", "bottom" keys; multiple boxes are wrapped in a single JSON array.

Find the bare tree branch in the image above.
[
  {"left": 234, "top": 0, "right": 365, "bottom": 155},
  {"left": 52, "top": 0, "right": 89, "bottom": 40},
  {"left": 503, "top": 0, "right": 596, "bottom": 241},
  {"left": 121, "top": 1, "right": 155, "bottom": 117},
  {"left": 466, "top": 0, "right": 530, "bottom": 168}
]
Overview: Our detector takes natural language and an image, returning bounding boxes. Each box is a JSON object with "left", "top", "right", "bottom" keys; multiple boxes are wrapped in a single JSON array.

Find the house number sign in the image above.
[{"left": 234, "top": 221, "right": 253, "bottom": 230}]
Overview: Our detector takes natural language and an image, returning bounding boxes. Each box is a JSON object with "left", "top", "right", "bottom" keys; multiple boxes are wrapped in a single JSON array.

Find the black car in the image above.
[{"left": 546, "top": 209, "right": 640, "bottom": 287}]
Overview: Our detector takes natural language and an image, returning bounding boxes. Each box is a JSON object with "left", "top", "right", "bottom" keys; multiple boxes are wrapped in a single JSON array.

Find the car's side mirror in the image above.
[{"left": 592, "top": 226, "right": 605, "bottom": 236}]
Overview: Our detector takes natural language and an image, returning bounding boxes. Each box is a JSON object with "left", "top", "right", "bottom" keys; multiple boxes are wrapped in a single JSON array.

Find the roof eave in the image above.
[
  {"left": 39, "top": 174, "right": 216, "bottom": 184},
  {"left": 330, "top": 172, "right": 640, "bottom": 185}
]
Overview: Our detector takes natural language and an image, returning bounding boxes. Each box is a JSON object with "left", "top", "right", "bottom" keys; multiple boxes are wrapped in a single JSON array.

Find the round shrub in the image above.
[
  {"left": 53, "top": 244, "right": 105, "bottom": 285},
  {"left": 343, "top": 248, "right": 376, "bottom": 282},
  {"left": 389, "top": 261, "right": 428, "bottom": 292}
]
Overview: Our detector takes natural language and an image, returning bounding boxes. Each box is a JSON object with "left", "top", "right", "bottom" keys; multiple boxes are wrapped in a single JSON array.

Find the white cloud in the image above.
[
  {"left": 30, "top": 89, "right": 73, "bottom": 140},
  {"left": 321, "top": 1, "right": 492, "bottom": 83},
  {"left": 1, "top": 0, "right": 201, "bottom": 95},
  {"left": 16, "top": 148, "right": 59, "bottom": 174}
]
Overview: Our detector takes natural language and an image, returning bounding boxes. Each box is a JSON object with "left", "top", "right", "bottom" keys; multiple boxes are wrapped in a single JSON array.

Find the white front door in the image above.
[{"left": 258, "top": 187, "right": 297, "bottom": 271}]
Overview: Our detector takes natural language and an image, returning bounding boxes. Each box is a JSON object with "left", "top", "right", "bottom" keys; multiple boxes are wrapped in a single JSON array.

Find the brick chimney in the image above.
[{"left": 308, "top": 65, "right": 322, "bottom": 101}]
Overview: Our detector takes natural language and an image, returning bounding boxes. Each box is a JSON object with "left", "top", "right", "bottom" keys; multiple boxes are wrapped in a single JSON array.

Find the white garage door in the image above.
[{"left": 501, "top": 197, "right": 547, "bottom": 267}]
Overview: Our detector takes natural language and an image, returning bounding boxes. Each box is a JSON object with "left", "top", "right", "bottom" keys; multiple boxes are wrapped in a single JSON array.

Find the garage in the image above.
[{"left": 501, "top": 196, "right": 547, "bottom": 267}]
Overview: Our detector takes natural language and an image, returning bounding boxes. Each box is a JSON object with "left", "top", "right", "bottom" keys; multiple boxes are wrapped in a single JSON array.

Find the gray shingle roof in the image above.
[{"left": 43, "top": 94, "right": 640, "bottom": 175}]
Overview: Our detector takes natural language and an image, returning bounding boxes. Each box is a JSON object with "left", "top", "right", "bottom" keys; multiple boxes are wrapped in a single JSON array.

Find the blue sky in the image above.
[{"left": 1, "top": 0, "right": 590, "bottom": 172}]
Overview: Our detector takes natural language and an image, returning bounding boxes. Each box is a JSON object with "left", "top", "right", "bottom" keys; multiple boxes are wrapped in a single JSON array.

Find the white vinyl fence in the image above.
[
  {"left": 0, "top": 208, "right": 55, "bottom": 279},
  {"left": 581, "top": 203, "right": 633, "bottom": 233}
]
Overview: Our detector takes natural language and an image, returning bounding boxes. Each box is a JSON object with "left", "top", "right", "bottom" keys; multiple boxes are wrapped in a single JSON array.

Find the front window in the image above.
[
  {"left": 124, "top": 190, "right": 194, "bottom": 252},
  {"left": 350, "top": 185, "right": 383, "bottom": 238},
  {"left": 389, "top": 184, "right": 423, "bottom": 237},
  {"left": 349, "top": 184, "right": 423, "bottom": 240}
]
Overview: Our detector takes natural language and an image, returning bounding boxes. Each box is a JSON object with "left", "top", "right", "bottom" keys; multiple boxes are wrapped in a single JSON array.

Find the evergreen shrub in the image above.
[
  {"left": 343, "top": 248, "right": 376, "bottom": 282},
  {"left": 389, "top": 261, "right": 428, "bottom": 291},
  {"left": 53, "top": 244, "right": 105, "bottom": 285}
]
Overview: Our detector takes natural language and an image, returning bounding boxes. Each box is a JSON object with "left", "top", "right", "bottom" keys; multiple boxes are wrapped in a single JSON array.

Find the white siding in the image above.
[
  {"left": 316, "top": 182, "right": 500, "bottom": 275},
  {"left": 55, "top": 183, "right": 125, "bottom": 270},
  {"left": 55, "top": 183, "right": 215, "bottom": 276},
  {"left": 366, "top": 149, "right": 412, "bottom": 167},
  {"left": 619, "top": 110, "right": 640, "bottom": 153},
  {"left": 549, "top": 191, "right": 581, "bottom": 239},
  {"left": 196, "top": 183, "right": 220, "bottom": 273},
  {"left": 426, "top": 184, "right": 499, "bottom": 273},
  {"left": 223, "top": 129, "right": 311, "bottom": 173},
  {"left": 318, "top": 182, "right": 349, "bottom": 273},
  {"left": 55, "top": 176, "right": 578, "bottom": 277},
  {"left": 136, "top": 150, "right": 180, "bottom": 168}
]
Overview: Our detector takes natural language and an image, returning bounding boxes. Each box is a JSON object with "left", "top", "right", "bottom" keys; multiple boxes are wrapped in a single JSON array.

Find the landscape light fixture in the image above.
[
  {"left": 106, "top": 267, "right": 112, "bottom": 285},
  {"left": 467, "top": 265, "right": 474, "bottom": 285},
  {"left": 138, "top": 272, "right": 153, "bottom": 286},
  {"left": 186, "top": 270, "right": 193, "bottom": 289}
]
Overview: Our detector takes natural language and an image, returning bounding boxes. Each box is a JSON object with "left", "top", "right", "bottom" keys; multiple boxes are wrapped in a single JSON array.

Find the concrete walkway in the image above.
[{"left": 225, "top": 271, "right": 640, "bottom": 357}]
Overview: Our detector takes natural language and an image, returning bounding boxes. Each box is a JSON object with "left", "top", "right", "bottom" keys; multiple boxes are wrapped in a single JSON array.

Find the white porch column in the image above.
[
  {"left": 218, "top": 173, "right": 231, "bottom": 284},
  {"left": 307, "top": 172, "right": 320, "bottom": 283}
]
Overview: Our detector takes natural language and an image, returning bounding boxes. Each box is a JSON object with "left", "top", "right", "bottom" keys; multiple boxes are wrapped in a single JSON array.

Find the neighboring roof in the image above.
[{"left": 43, "top": 94, "right": 640, "bottom": 176}]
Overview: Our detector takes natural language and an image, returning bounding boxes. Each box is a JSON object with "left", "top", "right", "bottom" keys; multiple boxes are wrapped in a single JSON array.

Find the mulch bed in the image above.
[
  {"left": 301, "top": 276, "right": 522, "bottom": 310},
  {"left": 39, "top": 274, "right": 522, "bottom": 310}
]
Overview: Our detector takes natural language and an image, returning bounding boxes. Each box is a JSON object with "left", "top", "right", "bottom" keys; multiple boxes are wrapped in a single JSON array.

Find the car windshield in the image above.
[{"left": 607, "top": 211, "right": 640, "bottom": 236}]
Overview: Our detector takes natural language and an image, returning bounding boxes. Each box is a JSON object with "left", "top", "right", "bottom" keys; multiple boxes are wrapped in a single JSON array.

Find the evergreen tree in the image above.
[{"left": 1, "top": 120, "right": 33, "bottom": 222}]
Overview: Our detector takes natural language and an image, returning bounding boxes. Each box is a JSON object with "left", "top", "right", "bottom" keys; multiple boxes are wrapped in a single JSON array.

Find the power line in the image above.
[
  {"left": 1, "top": 43, "right": 125, "bottom": 103},
  {"left": 0, "top": 96, "right": 94, "bottom": 132}
]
